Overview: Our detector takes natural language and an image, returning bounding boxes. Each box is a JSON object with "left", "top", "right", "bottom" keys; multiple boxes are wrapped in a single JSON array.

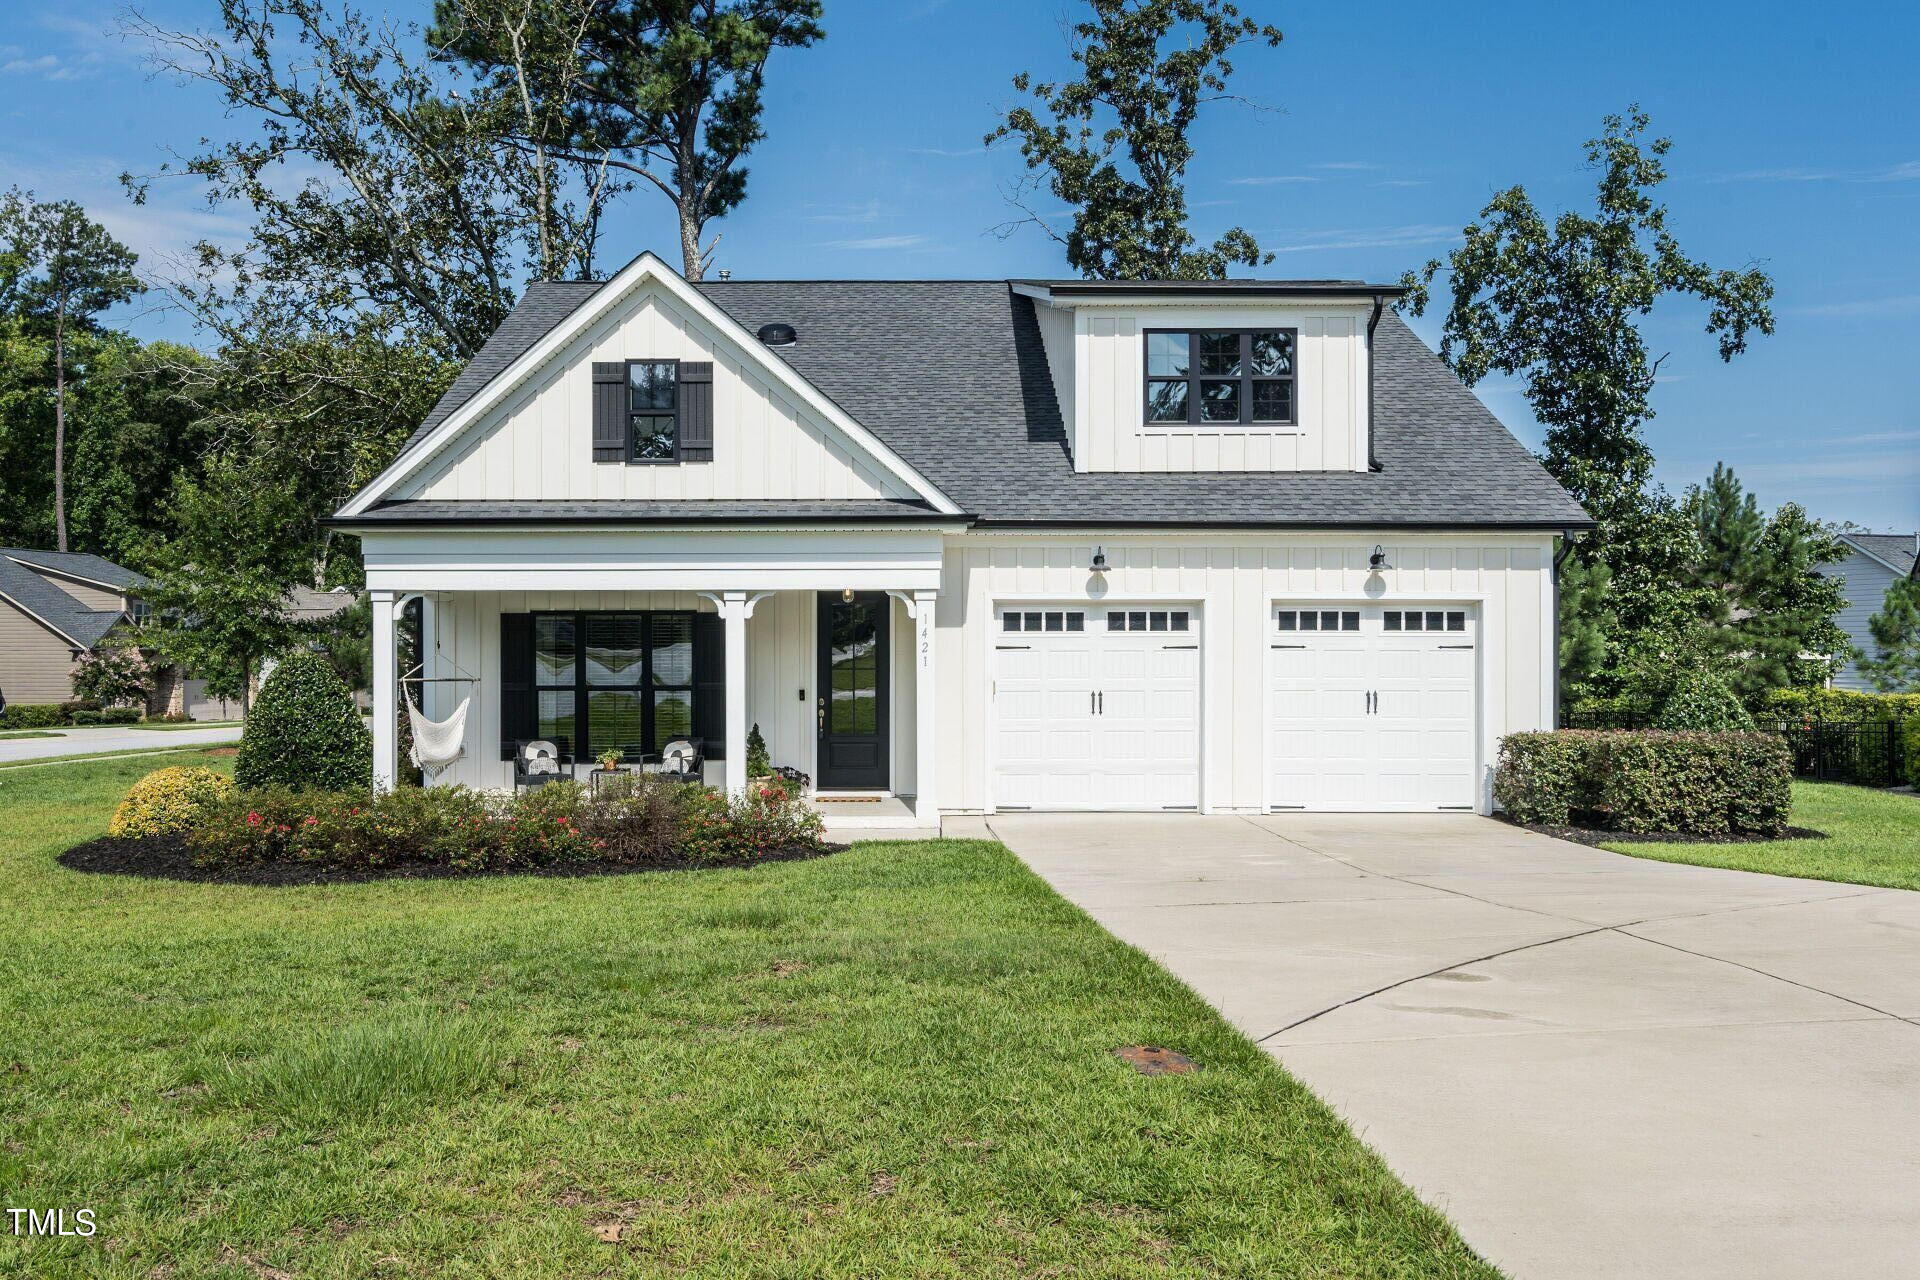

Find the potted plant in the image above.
[
  {"left": 593, "top": 747, "right": 625, "bottom": 775},
  {"left": 745, "top": 723, "right": 772, "bottom": 781}
]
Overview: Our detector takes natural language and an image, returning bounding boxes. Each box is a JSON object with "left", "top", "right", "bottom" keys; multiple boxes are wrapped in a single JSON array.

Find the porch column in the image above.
[
  {"left": 370, "top": 589, "right": 398, "bottom": 793},
  {"left": 720, "top": 591, "right": 750, "bottom": 793},
  {"left": 912, "top": 589, "right": 939, "bottom": 822}
]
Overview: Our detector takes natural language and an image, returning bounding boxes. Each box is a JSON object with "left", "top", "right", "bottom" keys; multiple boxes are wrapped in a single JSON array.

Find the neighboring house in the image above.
[
  {"left": 0, "top": 547, "right": 149, "bottom": 708},
  {"left": 1828, "top": 532, "right": 1919, "bottom": 691},
  {"left": 331, "top": 253, "right": 1590, "bottom": 820},
  {"left": 181, "top": 587, "right": 364, "bottom": 719}
]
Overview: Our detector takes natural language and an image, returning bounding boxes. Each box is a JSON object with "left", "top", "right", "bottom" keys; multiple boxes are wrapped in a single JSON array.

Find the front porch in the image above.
[
  {"left": 370, "top": 585, "right": 940, "bottom": 826},
  {"left": 360, "top": 518, "right": 953, "bottom": 825}
]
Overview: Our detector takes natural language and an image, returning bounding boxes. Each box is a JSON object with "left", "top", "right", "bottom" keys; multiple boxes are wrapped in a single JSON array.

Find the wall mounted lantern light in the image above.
[
  {"left": 1368, "top": 545, "right": 1392, "bottom": 572},
  {"left": 1090, "top": 546, "right": 1109, "bottom": 575}
]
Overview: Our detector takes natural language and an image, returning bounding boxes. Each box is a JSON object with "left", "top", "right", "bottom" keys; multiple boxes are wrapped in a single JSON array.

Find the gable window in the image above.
[
  {"left": 627, "top": 360, "right": 678, "bottom": 462},
  {"left": 1144, "top": 329, "right": 1296, "bottom": 426}
]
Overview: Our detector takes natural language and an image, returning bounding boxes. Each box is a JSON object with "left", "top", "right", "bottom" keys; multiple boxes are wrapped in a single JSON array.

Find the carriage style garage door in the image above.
[
  {"left": 1268, "top": 604, "right": 1479, "bottom": 811},
  {"left": 993, "top": 605, "right": 1202, "bottom": 811}
]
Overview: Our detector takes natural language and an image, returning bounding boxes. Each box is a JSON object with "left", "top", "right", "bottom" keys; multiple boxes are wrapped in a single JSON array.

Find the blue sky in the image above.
[{"left": 2, "top": 0, "right": 1914, "bottom": 530}]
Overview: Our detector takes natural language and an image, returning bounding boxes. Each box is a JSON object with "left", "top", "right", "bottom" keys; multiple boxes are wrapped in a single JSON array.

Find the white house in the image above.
[
  {"left": 1828, "top": 532, "right": 1918, "bottom": 691},
  {"left": 332, "top": 252, "right": 1591, "bottom": 821}
]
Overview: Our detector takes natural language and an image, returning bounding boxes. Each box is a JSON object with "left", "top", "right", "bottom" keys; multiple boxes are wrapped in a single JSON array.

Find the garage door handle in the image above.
[
  {"left": 1271, "top": 644, "right": 1306, "bottom": 649},
  {"left": 1090, "top": 691, "right": 1096, "bottom": 715},
  {"left": 1438, "top": 644, "right": 1475, "bottom": 650}
]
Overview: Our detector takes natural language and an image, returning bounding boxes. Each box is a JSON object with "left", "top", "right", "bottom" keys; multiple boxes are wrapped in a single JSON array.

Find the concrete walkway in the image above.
[
  {"left": 0, "top": 723, "right": 242, "bottom": 764},
  {"left": 979, "top": 812, "right": 1920, "bottom": 1280}
]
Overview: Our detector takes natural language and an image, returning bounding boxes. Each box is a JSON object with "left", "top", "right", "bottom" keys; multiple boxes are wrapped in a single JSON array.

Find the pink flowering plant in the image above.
[{"left": 184, "top": 775, "right": 824, "bottom": 873}]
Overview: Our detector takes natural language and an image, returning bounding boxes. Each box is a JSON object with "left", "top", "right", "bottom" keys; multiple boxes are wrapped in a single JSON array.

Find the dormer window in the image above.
[
  {"left": 627, "top": 360, "right": 679, "bottom": 462},
  {"left": 1144, "top": 329, "right": 1296, "bottom": 426}
]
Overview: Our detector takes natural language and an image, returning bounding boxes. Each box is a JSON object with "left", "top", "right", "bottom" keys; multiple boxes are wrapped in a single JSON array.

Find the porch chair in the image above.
[
  {"left": 512, "top": 739, "right": 575, "bottom": 791},
  {"left": 646, "top": 737, "right": 707, "bottom": 785}
]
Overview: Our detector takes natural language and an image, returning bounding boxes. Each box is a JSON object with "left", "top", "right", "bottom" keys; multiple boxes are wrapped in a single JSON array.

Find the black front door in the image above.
[{"left": 816, "top": 592, "right": 889, "bottom": 789}]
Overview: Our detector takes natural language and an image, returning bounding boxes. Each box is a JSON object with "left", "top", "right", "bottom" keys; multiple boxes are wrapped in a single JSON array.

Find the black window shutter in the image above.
[
  {"left": 591, "top": 362, "right": 626, "bottom": 463},
  {"left": 692, "top": 610, "right": 726, "bottom": 759},
  {"left": 677, "top": 361, "right": 714, "bottom": 462},
  {"left": 499, "top": 613, "right": 536, "bottom": 759}
]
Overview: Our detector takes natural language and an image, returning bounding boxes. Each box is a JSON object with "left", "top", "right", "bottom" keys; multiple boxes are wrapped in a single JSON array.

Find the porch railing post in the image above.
[
  {"left": 721, "top": 590, "right": 749, "bottom": 794},
  {"left": 913, "top": 588, "right": 939, "bottom": 825},
  {"left": 371, "top": 589, "right": 397, "bottom": 793}
]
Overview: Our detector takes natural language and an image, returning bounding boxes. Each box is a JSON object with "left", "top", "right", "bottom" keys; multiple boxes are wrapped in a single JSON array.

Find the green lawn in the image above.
[
  {"left": 0, "top": 729, "right": 60, "bottom": 740},
  {"left": 0, "top": 751, "right": 1492, "bottom": 1279},
  {"left": 0, "top": 744, "right": 223, "bottom": 771},
  {"left": 1603, "top": 781, "right": 1920, "bottom": 890},
  {"left": 123, "top": 720, "right": 244, "bottom": 731}
]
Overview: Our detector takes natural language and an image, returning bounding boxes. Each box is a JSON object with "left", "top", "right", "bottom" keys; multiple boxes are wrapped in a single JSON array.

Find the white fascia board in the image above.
[{"left": 338, "top": 251, "right": 962, "bottom": 518}]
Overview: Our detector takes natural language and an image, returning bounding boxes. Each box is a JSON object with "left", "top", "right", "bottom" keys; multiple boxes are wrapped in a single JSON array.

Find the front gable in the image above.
[{"left": 343, "top": 254, "right": 958, "bottom": 516}]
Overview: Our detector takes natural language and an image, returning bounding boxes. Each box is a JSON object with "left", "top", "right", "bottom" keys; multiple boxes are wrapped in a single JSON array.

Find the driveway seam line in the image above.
[
  {"left": 1611, "top": 926, "right": 1919, "bottom": 1025},
  {"left": 1252, "top": 927, "right": 1611, "bottom": 1043}
]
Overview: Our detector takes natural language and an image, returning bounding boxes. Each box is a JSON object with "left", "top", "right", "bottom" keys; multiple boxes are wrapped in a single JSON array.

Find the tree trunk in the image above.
[
  {"left": 679, "top": 204, "right": 704, "bottom": 281},
  {"left": 240, "top": 653, "right": 252, "bottom": 719},
  {"left": 53, "top": 297, "right": 68, "bottom": 552}
]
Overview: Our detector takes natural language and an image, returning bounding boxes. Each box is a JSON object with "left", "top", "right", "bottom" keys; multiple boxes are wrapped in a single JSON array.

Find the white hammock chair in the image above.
[{"left": 405, "top": 688, "right": 470, "bottom": 775}]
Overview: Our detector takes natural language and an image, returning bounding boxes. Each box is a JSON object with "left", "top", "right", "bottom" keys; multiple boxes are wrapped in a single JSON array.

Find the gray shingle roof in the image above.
[
  {"left": 0, "top": 551, "right": 130, "bottom": 649},
  {"left": 1840, "top": 533, "right": 1918, "bottom": 578},
  {"left": 394, "top": 278, "right": 1590, "bottom": 529},
  {"left": 0, "top": 546, "right": 148, "bottom": 590}
]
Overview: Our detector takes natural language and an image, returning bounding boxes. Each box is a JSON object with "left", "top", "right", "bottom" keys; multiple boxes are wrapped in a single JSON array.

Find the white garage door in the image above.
[
  {"left": 1268, "top": 604, "right": 1478, "bottom": 811},
  {"left": 994, "top": 605, "right": 1201, "bottom": 810}
]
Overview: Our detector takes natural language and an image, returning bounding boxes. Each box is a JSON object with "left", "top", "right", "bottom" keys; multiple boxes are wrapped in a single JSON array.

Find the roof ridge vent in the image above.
[{"left": 757, "top": 322, "right": 797, "bottom": 347}]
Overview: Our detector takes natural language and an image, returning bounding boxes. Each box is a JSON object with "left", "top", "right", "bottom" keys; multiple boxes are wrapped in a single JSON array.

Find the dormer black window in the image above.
[
  {"left": 627, "top": 359, "right": 678, "bottom": 462},
  {"left": 1144, "top": 329, "right": 1297, "bottom": 426}
]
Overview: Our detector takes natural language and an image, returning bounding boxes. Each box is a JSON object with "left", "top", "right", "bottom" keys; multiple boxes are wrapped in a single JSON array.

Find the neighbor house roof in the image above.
[
  {"left": 0, "top": 549, "right": 135, "bottom": 649},
  {"left": 383, "top": 278, "right": 1589, "bottom": 530},
  {"left": 1837, "top": 532, "right": 1918, "bottom": 579}
]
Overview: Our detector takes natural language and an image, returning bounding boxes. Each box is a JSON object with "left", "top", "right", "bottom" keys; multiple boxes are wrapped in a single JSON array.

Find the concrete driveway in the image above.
[
  {"left": 980, "top": 812, "right": 1920, "bottom": 1280},
  {"left": 0, "top": 723, "right": 242, "bottom": 764}
]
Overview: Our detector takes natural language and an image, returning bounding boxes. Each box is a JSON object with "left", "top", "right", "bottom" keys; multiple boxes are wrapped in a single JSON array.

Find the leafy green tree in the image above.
[
  {"left": 1557, "top": 554, "right": 1616, "bottom": 708},
  {"left": 1859, "top": 576, "right": 1920, "bottom": 692},
  {"left": 986, "top": 0, "right": 1282, "bottom": 280},
  {"left": 1400, "top": 108, "right": 1775, "bottom": 663},
  {"left": 431, "top": 0, "right": 825, "bottom": 280},
  {"left": 1681, "top": 464, "right": 1849, "bottom": 699},
  {"left": 1651, "top": 668, "right": 1753, "bottom": 731},
  {"left": 141, "top": 458, "right": 311, "bottom": 717},
  {"left": 70, "top": 637, "right": 154, "bottom": 710},
  {"left": 0, "top": 190, "right": 143, "bottom": 551}
]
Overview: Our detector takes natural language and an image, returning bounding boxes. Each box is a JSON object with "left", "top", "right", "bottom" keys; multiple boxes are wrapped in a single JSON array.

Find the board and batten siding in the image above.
[
  {"left": 400, "top": 286, "right": 914, "bottom": 503},
  {"left": 1830, "top": 550, "right": 1897, "bottom": 691},
  {"left": 0, "top": 603, "right": 82, "bottom": 704},
  {"left": 931, "top": 533, "right": 1555, "bottom": 814},
  {"left": 1040, "top": 302, "right": 1371, "bottom": 473}
]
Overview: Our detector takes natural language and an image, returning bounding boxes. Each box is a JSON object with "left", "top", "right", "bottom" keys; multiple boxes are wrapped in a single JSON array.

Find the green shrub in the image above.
[
  {"left": 1495, "top": 730, "right": 1791, "bottom": 836},
  {"left": 72, "top": 706, "right": 141, "bottom": 726},
  {"left": 1904, "top": 716, "right": 1920, "bottom": 789},
  {"left": 69, "top": 639, "right": 152, "bottom": 709},
  {"left": 679, "top": 779, "right": 825, "bottom": 864},
  {"left": 1653, "top": 670, "right": 1754, "bottom": 731},
  {"left": 235, "top": 650, "right": 372, "bottom": 792},
  {"left": 745, "top": 722, "right": 772, "bottom": 777},
  {"left": 0, "top": 703, "right": 65, "bottom": 729},
  {"left": 108, "top": 766, "right": 235, "bottom": 838},
  {"left": 1756, "top": 687, "right": 1920, "bottom": 724}
]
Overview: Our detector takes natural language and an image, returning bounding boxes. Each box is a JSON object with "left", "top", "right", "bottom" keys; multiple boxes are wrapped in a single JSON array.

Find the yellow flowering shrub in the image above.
[{"left": 108, "top": 766, "right": 235, "bottom": 839}]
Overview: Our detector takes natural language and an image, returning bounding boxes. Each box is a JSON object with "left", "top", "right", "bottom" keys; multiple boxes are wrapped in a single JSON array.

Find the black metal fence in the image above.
[{"left": 1560, "top": 710, "right": 1909, "bottom": 788}]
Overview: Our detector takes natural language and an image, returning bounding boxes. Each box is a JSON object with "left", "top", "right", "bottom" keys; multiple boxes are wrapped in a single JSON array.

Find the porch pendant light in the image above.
[{"left": 841, "top": 587, "right": 856, "bottom": 603}]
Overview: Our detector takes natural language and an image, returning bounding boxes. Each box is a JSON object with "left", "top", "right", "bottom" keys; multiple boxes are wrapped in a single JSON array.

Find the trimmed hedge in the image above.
[
  {"left": 235, "top": 650, "right": 372, "bottom": 792},
  {"left": 1495, "top": 730, "right": 1792, "bottom": 836},
  {"left": 1905, "top": 717, "right": 1920, "bottom": 789},
  {"left": 1756, "top": 687, "right": 1920, "bottom": 724},
  {"left": 72, "top": 707, "right": 141, "bottom": 726},
  {"left": 1, "top": 703, "right": 65, "bottom": 729}
]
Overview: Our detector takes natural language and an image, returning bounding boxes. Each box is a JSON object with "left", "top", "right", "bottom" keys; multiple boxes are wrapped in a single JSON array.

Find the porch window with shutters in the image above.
[{"left": 504, "top": 610, "right": 718, "bottom": 762}]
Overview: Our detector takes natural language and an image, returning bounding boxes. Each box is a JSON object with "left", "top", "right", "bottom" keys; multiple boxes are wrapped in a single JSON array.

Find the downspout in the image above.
[
  {"left": 1551, "top": 531, "right": 1583, "bottom": 729},
  {"left": 1365, "top": 294, "right": 1386, "bottom": 471}
]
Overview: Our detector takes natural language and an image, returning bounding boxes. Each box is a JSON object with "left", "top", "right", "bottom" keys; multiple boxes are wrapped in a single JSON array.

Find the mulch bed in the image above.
[
  {"left": 58, "top": 833, "right": 843, "bottom": 887},
  {"left": 1501, "top": 817, "right": 1828, "bottom": 847}
]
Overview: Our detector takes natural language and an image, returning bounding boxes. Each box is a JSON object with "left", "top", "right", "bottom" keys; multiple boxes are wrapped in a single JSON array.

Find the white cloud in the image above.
[
  {"left": 817, "top": 234, "right": 933, "bottom": 251},
  {"left": 1371, "top": 179, "right": 1428, "bottom": 188},
  {"left": 1709, "top": 161, "right": 1920, "bottom": 184},
  {"left": 906, "top": 146, "right": 986, "bottom": 158},
  {"left": 803, "top": 199, "right": 889, "bottom": 225},
  {"left": 1263, "top": 224, "right": 1460, "bottom": 253}
]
